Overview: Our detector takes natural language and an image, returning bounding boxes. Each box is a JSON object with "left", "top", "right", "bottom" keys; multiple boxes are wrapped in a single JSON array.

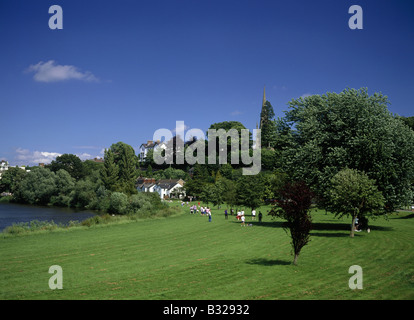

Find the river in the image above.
[{"left": 0, "top": 202, "right": 96, "bottom": 232}]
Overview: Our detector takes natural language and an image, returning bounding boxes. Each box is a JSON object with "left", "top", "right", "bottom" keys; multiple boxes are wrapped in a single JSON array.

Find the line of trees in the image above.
[
  {"left": 2, "top": 87, "right": 413, "bottom": 235},
  {"left": 0, "top": 142, "right": 167, "bottom": 216}
]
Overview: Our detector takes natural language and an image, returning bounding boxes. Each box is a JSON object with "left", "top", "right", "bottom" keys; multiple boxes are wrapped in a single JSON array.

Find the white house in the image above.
[
  {"left": 0, "top": 160, "right": 9, "bottom": 179},
  {"left": 136, "top": 178, "right": 157, "bottom": 193},
  {"left": 0, "top": 160, "right": 29, "bottom": 180},
  {"left": 139, "top": 140, "right": 167, "bottom": 162},
  {"left": 137, "top": 177, "right": 185, "bottom": 199},
  {"left": 154, "top": 179, "right": 185, "bottom": 199}
]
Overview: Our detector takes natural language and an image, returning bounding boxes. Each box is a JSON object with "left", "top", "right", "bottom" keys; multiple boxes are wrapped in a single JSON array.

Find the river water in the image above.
[{"left": 0, "top": 202, "right": 96, "bottom": 232}]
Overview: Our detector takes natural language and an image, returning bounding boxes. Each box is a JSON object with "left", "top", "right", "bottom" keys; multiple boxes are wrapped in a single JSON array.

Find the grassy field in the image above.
[{"left": 0, "top": 202, "right": 413, "bottom": 300}]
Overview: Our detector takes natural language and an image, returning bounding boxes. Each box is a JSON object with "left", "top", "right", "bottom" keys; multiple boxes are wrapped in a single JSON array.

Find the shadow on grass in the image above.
[
  {"left": 232, "top": 220, "right": 393, "bottom": 237},
  {"left": 395, "top": 213, "right": 414, "bottom": 219},
  {"left": 245, "top": 258, "right": 291, "bottom": 266}
]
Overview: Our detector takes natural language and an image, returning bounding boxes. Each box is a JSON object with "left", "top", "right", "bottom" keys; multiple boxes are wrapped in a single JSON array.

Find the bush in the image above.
[
  {"left": 108, "top": 192, "right": 129, "bottom": 215},
  {"left": 129, "top": 193, "right": 152, "bottom": 213}
]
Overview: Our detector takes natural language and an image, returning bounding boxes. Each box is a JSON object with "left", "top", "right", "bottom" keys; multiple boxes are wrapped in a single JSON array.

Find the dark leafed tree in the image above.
[
  {"left": 48, "top": 154, "right": 85, "bottom": 180},
  {"left": 269, "top": 181, "right": 313, "bottom": 265}
]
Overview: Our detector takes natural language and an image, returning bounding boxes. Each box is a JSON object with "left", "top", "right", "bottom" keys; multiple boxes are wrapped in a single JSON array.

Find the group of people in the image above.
[
  {"left": 188, "top": 204, "right": 212, "bottom": 222},
  {"left": 223, "top": 208, "right": 262, "bottom": 226},
  {"left": 184, "top": 202, "right": 263, "bottom": 225}
]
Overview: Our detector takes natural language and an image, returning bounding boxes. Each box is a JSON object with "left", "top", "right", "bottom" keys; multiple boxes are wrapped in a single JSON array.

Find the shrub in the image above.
[{"left": 108, "top": 192, "right": 129, "bottom": 215}]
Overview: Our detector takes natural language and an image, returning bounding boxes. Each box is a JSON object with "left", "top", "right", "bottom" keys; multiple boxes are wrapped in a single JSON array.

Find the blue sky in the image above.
[{"left": 1, "top": 0, "right": 413, "bottom": 166}]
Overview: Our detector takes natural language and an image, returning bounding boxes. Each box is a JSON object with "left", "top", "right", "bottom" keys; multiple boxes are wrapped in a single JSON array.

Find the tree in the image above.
[
  {"left": 200, "top": 183, "right": 215, "bottom": 205},
  {"left": 236, "top": 175, "right": 265, "bottom": 210},
  {"left": 269, "top": 181, "right": 313, "bottom": 265},
  {"left": 69, "top": 179, "right": 97, "bottom": 208},
  {"left": 260, "top": 101, "right": 277, "bottom": 148},
  {"left": 108, "top": 142, "right": 139, "bottom": 195},
  {"left": 399, "top": 115, "right": 414, "bottom": 131},
  {"left": 0, "top": 167, "right": 26, "bottom": 193},
  {"left": 207, "top": 121, "right": 253, "bottom": 166},
  {"left": 48, "top": 154, "right": 85, "bottom": 180},
  {"left": 221, "top": 177, "right": 237, "bottom": 209},
  {"left": 101, "top": 148, "right": 119, "bottom": 192},
  {"left": 14, "top": 167, "right": 57, "bottom": 205},
  {"left": 50, "top": 169, "right": 75, "bottom": 207},
  {"left": 146, "top": 164, "right": 153, "bottom": 178},
  {"left": 108, "top": 192, "right": 129, "bottom": 215},
  {"left": 284, "top": 88, "right": 414, "bottom": 212},
  {"left": 327, "top": 168, "right": 385, "bottom": 237}
]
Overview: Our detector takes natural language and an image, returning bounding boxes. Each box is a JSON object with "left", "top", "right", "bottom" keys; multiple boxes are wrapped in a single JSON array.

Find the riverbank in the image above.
[{"left": 0, "top": 201, "right": 181, "bottom": 236}]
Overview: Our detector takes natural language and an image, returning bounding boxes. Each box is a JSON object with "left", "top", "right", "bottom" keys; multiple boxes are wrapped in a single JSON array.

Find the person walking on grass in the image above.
[
  {"left": 251, "top": 209, "right": 256, "bottom": 221},
  {"left": 224, "top": 209, "right": 228, "bottom": 220},
  {"left": 241, "top": 214, "right": 245, "bottom": 226}
]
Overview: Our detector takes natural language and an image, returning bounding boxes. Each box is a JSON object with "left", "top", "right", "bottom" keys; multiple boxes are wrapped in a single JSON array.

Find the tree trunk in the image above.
[
  {"left": 293, "top": 253, "right": 299, "bottom": 265},
  {"left": 350, "top": 216, "right": 356, "bottom": 238}
]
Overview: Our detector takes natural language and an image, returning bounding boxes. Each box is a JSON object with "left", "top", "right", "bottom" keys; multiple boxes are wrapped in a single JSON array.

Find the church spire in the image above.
[
  {"left": 255, "top": 86, "right": 266, "bottom": 150},
  {"left": 260, "top": 85, "right": 266, "bottom": 130}
]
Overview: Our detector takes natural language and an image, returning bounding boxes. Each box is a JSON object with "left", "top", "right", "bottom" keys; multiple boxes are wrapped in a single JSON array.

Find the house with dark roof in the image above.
[
  {"left": 136, "top": 177, "right": 157, "bottom": 193},
  {"left": 137, "top": 177, "right": 185, "bottom": 199},
  {"left": 139, "top": 140, "right": 167, "bottom": 162},
  {"left": 154, "top": 179, "right": 185, "bottom": 199}
]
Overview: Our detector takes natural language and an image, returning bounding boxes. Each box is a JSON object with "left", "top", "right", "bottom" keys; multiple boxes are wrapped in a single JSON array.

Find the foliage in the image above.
[
  {"left": 14, "top": 167, "right": 57, "bottom": 205},
  {"left": 0, "top": 167, "right": 26, "bottom": 193},
  {"left": 327, "top": 168, "right": 385, "bottom": 237},
  {"left": 70, "top": 179, "right": 98, "bottom": 209},
  {"left": 399, "top": 115, "right": 414, "bottom": 131},
  {"left": 154, "top": 167, "right": 188, "bottom": 180},
  {"left": 48, "top": 154, "right": 85, "bottom": 180},
  {"left": 50, "top": 169, "right": 75, "bottom": 207},
  {"left": 207, "top": 121, "right": 253, "bottom": 165},
  {"left": 283, "top": 88, "right": 414, "bottom": 211},
  {"left": 101, "top": 148, "right": 119, "bottom": 192},
  {"left": 108, "top": 192, "right": 129, "bottom": 215},
  {"left": 235, "top": 174, "right": 265, "bottom": 210},
  {"left": 260, "top": 101, "right": 277, "bottom": 148},
  {"left": 269, "top": 181, "right": 313, "bottom": 265}
]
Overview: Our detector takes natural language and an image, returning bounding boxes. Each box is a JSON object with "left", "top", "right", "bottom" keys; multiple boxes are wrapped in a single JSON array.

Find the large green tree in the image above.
[
  {"left": 48, "top": 154, "right": 85, "bottom": 180},
  {"left": 283, "top": 88, "right": 414, "bottom": 212},
  {"left": 0, "top": 167, "right": 26, "bottom": 193},
  {"left": 14, "top": 167, "right": 57, "bottom": 205}
]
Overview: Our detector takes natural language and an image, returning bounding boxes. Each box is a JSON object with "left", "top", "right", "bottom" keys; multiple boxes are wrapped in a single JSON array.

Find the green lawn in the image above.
[{"left": 1, "top": 203, "right": 413, "bottom": 300}]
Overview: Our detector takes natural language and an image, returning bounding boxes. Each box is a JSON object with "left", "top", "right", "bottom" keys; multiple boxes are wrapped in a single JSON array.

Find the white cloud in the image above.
[
  {"left": 300, "top": 93, "right": 313, "bottom": 99},
  {"left": 76, "top": 153, "right": 92, "bottom": 161},
  {"left": 15, "top": 148, "right": 61, "bottom": 165},
  {"left": 26, "top": 60, "right": 99, "bottom": 83},
  {"left": 230, "top": 110, "right": 242, "bottom": 116}
]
